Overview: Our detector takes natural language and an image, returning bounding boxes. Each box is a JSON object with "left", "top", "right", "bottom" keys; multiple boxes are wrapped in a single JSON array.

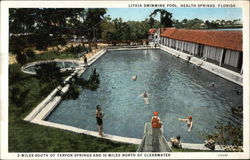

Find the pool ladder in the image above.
[{"left": 192, "top": 56, "right": 206, "bottom": 67}]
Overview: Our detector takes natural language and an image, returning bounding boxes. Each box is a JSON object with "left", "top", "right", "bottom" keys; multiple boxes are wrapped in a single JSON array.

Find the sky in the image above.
[{"left": 106, "top": 8, "right": 242, "bottom": 22}]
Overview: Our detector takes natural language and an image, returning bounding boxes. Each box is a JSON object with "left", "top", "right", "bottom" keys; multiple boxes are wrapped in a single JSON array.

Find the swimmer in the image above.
[
  {"left": 138, "top": 91, "right": 150, "bottom": 104},
  {"left": 210, "top": 82, "right": 216, "bottom": 87},
  {"left": 131, "top": 75, "right": 137, "bottom": 81},
  {"left": 235, "top": 89, "right": 242, "bottom": 96},
  {"left": 178, "top": 116, "right": 193, "bottom": 132}
]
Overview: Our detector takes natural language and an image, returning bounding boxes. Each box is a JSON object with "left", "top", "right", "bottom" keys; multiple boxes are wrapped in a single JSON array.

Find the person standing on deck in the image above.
[
  {"left": 95, "top": 105, "right": 104, "bottom": 137},
  {"left": 83, "top": 54, "right": 88, "bottom": 67},
  {"left": 151, "top": 112, "right": 163, "bottom": 128},
  {"left": 151, "top": 112, "right": 163, "bottom": 152}
]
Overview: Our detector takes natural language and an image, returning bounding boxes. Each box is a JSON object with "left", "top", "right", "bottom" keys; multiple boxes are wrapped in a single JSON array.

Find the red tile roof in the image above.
[
  {"left": 148, "top": 28, "right": 157, "bottom": 35},
  {"left": 160, "top": 28, "right": 242, "bottom": 51}
]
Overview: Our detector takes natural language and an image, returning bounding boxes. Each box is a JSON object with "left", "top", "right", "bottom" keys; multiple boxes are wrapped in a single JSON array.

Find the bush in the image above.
[
  {"left": 24, "top": 48, "right": 35, "bottom": 59},
  {"left": 63, "top": 83, "right": 80, "bottom": 100},
  {"left": 16, "top": 52, "right": 27, "bottom": 65},
  {"left": 9, "top": 64, "right": 24, "bottom": 85},
  {"left": 9, "top": 86, "right": 29, "bottom": 106},
  {"left": 76, "top": 70, "right": 100, "bottom": 91},
  {"left": 64, "top": 44, "right": 87, "bottom": 54}
]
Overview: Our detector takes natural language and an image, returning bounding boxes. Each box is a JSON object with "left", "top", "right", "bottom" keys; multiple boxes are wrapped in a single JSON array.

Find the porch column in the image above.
[
  {"left": 219, "top": 49, "right": 224, "bottom": 66},
  {"left": 181, "top": 41, "right": 184, "bottom": 52},
  {"left": 192, "top": 43, "right": 195, "bottom": 55}
]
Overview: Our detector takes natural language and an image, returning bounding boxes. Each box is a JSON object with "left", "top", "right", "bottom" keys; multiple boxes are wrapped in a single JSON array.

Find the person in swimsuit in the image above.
[
  {"left": 138, "top": 91, "right": 149, "bottom": 104},
  {"left": 95, "top": 105, "right": 104, "bottom": 137},
  {"left": 170, "top": 135, "right": 182, "bottom": 149},
  {"left": 178, "top": 116, "right": 193, "bottom": 132},
  {"left": 151, "top": 111, "right": 163, "bottom": 151}
]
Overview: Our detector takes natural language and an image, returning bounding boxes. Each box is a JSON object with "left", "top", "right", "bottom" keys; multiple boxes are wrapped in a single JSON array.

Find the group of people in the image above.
[{"left": 151, "top": 112, "right": 193, "bottom": 149}]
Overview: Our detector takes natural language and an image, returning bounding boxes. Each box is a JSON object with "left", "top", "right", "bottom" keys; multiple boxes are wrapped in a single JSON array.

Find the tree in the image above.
[
  {"left": 149, "top": 9, "right": 173, "bottom": 28},
  {"left": 148, "top": 17, "right": 157, "bottom": 28},
  {"left": 76, "top": 8, "right": 107, "bottom": 48},
  {"left": 9, "top": 8, "right": 108, "bottom": 64},
  {"left": 10, "top": 9, "right": 82, "bottom": 51},
  {"left": 100, "top": 16, "right": 116, "bottom": 42}
]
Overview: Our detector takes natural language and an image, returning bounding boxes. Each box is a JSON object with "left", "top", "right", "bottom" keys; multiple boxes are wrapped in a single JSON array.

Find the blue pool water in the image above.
[{"left": 46, "top": 49, "right": 242, "bottom": 143}]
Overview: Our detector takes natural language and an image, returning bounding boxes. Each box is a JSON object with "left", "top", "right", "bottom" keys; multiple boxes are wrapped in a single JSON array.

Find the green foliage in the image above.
[
  {"left": 15, "top": 48, "right": 36, "bottom": 64},
  {"left": 172, "top": 18, "right": 242, "bottom": 29},
  {"left": 100, "top": 18, "right": 153, "bottom": 44},
  {"left": 24, "top": 48, "right": 35, "bottom": 59},
  {"left": 9, "top": 8, "right": 106, "bottom": 55},
  {"left": 149, "top": 9, "right": 173, "bottom": 28},
  {"left": 15, "top": 52, "right": 28, "bottom": 65},
  {"left": 9, "top": 86, "right": 29, "bottom": 106},
  {"left": 76, "top": 70, "right": 100, "bottom": 91},
  {"left": 63, "top": 83, "right": 80, "bottom": 100},
  {"left": 34, "top": 51, "right": 79, "bottom": 61},
  {"left": 82, "top": 8, "right": 107, "bottom": 41},
  {"left": 213, "top": 122, "right": 243, "bottom": 148},
  {"left": 64, "top": 44, "right": 88, "bottom": 54},
  {"left": 35, "top": 62, "right": 62, "bottom": 85},
  {"left": 9, "top": 64, "right": 25, "bottom": 85},
  {"left": 205, "top": 105, "right": 243, "bottom": 151},
  {"left": 205, "top": 20, "right": 219, "bottom": 29}
]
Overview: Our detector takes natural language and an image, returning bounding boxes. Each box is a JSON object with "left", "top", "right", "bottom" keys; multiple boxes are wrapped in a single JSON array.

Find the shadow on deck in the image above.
[{"left": 137, "top": 122, "right": 172, "bottom": 152}]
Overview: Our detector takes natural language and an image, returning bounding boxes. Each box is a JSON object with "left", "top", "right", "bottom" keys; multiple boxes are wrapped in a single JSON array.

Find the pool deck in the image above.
[
  {"left": 23, "top": 47, "right": 236, "bottom": 151},
  {"left": 160, "top": 45, "right": 243, "bottom": 86}
]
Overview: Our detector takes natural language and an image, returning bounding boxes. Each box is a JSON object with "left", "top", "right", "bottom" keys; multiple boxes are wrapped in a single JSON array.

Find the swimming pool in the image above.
[{"left": 46, "top": 49, "right": 242, "bottom": 143}]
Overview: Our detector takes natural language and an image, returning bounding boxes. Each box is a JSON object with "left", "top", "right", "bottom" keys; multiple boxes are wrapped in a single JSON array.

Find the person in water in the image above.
[
  {"left": 95, "top": 105, "right": 104, "bottom": 137},
  {"left": 210, "top": 82, "right": 216, "bottom": 87},
  {"left": 170, "top": 135, "right": 182, "bottom": 149},
  {"left": 138, "top": 91, "right": 149, "bottom": 104},
  {"left": 178, "top": 116, "right": 193, "bottom": 132}
]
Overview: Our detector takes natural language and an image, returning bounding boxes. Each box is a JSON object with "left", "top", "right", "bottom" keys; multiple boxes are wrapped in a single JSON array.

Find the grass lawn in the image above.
[{"left": 8, "top": 51, "right": 138, "bottom": 152}]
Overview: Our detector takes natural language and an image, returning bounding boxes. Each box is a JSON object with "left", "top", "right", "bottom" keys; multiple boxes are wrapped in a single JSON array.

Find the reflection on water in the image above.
[{"left": 46, "top": 49, "right": 242, "bottom": 143}]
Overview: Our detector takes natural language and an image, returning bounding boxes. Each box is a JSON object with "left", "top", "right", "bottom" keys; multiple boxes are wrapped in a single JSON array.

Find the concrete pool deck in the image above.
[
  {"left": 23, "top": 46, "right": 239, "bottom": 151},
  {"left": 160, "top": 45, "right": 243, "bottom": 86}
]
